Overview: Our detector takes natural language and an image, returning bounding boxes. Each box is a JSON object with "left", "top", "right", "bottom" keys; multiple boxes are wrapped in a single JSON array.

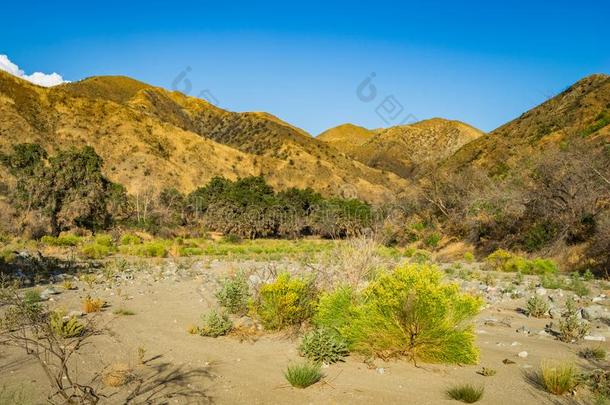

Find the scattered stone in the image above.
[
  {"left": 68, "top": 310, "right": 85, "bottom": 318},
  {"left": 536, "top": 287, "right": 547, "bottom": 296},
  {"left": 537, "top": 330, "right": 552, "bottom": 337},
  {"left": 376, "top": 367, "right": 385, "bottom": 375},
  {"left": 518, "top": 351, "right": 528, "bottom": 358},
  {"left": 549, "top": 308, "right": 561, "bottom": 319},
  {"left": 581, "top": 305, "right": 610, "bottom": 321},
  {"left": 515, "top": 326, "right": 531, "bottom": 335},
  {"left": 502, "top": 358, "right": 516, "bottom": 365},
  {"left": 511, "top": 341, "right": 521, "bottom": 346},
  {"left": 40, "top": 287, "right": 60, "bottom": 301}
]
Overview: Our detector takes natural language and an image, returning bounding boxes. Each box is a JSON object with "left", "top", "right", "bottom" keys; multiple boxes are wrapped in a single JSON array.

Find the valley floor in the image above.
[{"left": 1, "top": 254, "right": 609, "bottom": 404}]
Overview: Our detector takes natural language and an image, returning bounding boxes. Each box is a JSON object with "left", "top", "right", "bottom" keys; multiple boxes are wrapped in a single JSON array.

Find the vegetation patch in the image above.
[
  {"left": 446, "top": 384, "right": 484, "bottom": 403},
  {"left": 485, "top": 250, "right": 558, "bottom": 275},
  {"left": 299, "top": 328, "right": 349, "bottom": 364},
  {"left": 284, "top": 362, "right": 323, "bottom": 388}
]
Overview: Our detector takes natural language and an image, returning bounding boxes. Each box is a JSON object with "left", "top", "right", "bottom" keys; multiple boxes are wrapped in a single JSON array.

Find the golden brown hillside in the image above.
[
  {"left": 443, "top": 73, "right": 610, "bottom": 175},
  {"left": 319, "top": 119, "right": 484, "bottom": 178},
  {"left": 0, "top": 71, "right": 410, "bottom": 203}
]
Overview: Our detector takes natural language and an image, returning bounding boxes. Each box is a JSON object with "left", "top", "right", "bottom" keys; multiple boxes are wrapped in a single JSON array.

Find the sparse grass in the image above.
[
  {"left": 197, "top": 310, "right": 233, "bottom": 337},
  {"left": 579, "top": 347, "right": 607, "bottom": 361},
  {"left": 446, "top": 384, "right": 484, "bottom": 403},
  {"left": 23, "top": 289, "right": 41, "bottom": 305},
  {"left": 533, "top": 361, "right": 579, "bottom": 395},
  {"left": 477, "top": 367, "right": 497, "bottom": 377},
  {"left": 102, "top": 364, "right": 133, "bottom": 387},
  {"left": 113, "top": 308, "right": 136, "bottom": 316},
  {"left": 83, "top": 296, "right": 104, "bottom": 313},
  {"left": 61, "top": 279, "right": 76, "bottom": 290},
  {"left": 485, "top": 250, "right": 558, "bottom": 275},
  {"left": 284, "top": 362, "right": 323, "bottom": 388}
]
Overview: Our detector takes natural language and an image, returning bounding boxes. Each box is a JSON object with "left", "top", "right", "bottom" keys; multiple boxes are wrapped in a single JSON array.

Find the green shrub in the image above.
[
  {"left": 558, "top": 298, "right": 590, "bottom": 343},
  {"left": 41, "top": 234, "right": 81, "bottom": 247},
  {"left": 215, "top": 271, "right": 250, "bottom": 315},
  {"left": 463, "top": 252, "right": 475, "bottom": 263},
  {"left": 485, "top": 250, "right": 557, "bottom": 275},
  {"left": 569, "top": 272, "right": 590, "bottom": 297},
  {"left": 50, "top": 311, "right": 85, "bottom": 338},
  {"left": 446, "top": 384, "right": 484, "bottom": 403},
  {"left": 325, "top": 264, "right": 482, "bottom": 365},
  {"left": 120, "top": 241, "right": 168, "bottom": 257},
  {"left": 120, "top": 234, "right": 141, "bottom": 245},
  {"left": 197, "top": 310, "right": 232, "bottom": 337},
  {"left": 23, "top": 289, "right": 41, "bottom": 305},
  {"left": 284, "top": 362, "right": 323, "bottom": 388},
  {"left": 252, "top": 273, "right": 316, "bottom": 330},
  {"left": 424, "top": 233, "right": 441, "bottom": 248},
  {"left": 178, "top": 246, "right": 204, "bottom": 256},
  {"left": 81, "top": 243, "right": 111, "bottom": 259},
  {"left": 540, "top": 274, "right": 565, "bottom": 289},
  {"left": 579, "top": 347, "right": 607, "bottom": 361},
  {"left": 411, "top": 249, "right": 431, "bottom": 264},
  {"left": 94, "top": 234, "right": 113, "bottom": 247},
  {"left": 314, "top": 286, "right": 357, "bottom": 333},
  {"left": 299, "top": 328, "right": 349, "bottom": 364},
  {"left": 535, "top": 361, "right": 578, "bottom": 395},
  {"left": 584, "top": 369, "right": 610, "bottom": 398},
  {"left": 525, "top": 295, "right": 549, "bottom": 318}
]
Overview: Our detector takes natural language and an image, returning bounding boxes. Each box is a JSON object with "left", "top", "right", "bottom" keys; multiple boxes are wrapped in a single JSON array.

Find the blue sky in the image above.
[{"left": 3, "top": 0, "right": 609, "bottom": 134}]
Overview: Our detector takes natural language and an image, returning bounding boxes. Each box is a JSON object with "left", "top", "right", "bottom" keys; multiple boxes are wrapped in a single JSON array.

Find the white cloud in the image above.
[{"left": 0, "top": 54, "right": 68, "bottom": 87}]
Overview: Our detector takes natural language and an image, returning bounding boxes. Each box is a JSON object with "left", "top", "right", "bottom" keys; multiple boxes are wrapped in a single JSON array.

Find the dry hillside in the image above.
[
  {"left": 0, "top": 72, "right": 410, "bottom": 203},
  {"left": 319, "top": 118, "right": 484, "bottom": 178}
]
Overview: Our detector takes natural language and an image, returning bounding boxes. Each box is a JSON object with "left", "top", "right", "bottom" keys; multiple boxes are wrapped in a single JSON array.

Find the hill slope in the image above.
[
  {"left": 0, "top": 72, "right": 409, "bottom": 203},
  {"left": 319, "top": 119, "right": 484, "bottom": 178}
]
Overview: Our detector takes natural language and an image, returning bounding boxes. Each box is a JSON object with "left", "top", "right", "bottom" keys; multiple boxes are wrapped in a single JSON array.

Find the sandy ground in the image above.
[{"left": 1, "top": 258, "right": 609, "bottom": 404}]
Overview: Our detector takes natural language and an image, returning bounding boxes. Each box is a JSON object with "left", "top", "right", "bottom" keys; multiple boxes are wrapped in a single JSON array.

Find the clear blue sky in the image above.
[{"left": 3, "top": 0, "right": 609, "bottom": 134}]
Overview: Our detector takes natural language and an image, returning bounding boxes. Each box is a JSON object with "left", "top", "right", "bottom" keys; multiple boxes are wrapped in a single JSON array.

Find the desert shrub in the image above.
[
  {"left": 485, "top": 250, "right": 557, "bottom": 275},
  {"left": 446, "top": 384, "right": 484, "bottom": 403},
  {"left": 568, "top": 272, "right": 590, "bottom": 297},
  {"left": 584, "top": 369, "right": 610, "bottom": 398},
  {"left": 313, "top": 286, "right": 357, "bottom": 334},
  {"left": 81, "top": 242, "right": 111, "bottom": 259},
  {"left": 41, "top": 234, "right": 81, "bottom": 247},
  {"left": 252, "top": 273, "right": 317, "bottom": 330},
  {"left": 215, "top": 271, "right": 250, "bottom": 315},
  {"left": 411, "top": 249, "right": 432, "bottom": 264},
  {"left": 330, "top": 236, "right": 381, "bottom": 288},
  {"left": 463, "top": 252, "right": 475, "bottom": 262},
  {"left": 177, "top": 246, "right": 204, "bottom": 256},
  {"left": 525, "top": 295, "right": 549, "bottom": 318},
  {"left": 299, "top": 328, "right": 349, "bottom": 364},
  {"left": 558, "top": 298, "right": 590, "bottom": 343},
  {"left": 94, "top": 234, "right": 113, "bottom": 247},
  {"left": 120, "top": 234, "right": 141, "bottom": 245},
  {"left": 535, "top": 361, "right": 578, "bottom": 395},
  {"left": 477, "top": 367, "right": 496, "bottom": 376},
  {"left": 579, "top": 347, "right": 607, "bottom": 361},
  {"left": 121, "top": 241, "right": 168, "bottom": 257},
  {"left": 328, "top": 264, "right": 482, "bottom": 365},
  {"left": 424, "top": 232, "right": 441, "bottom": 248},
  {"left": 23, "top": 289, "right": 41, "bottom": 305},
  {"left": 50, "top": 311, "right": 85, "bottom": 338},
  {"left": 197, "top": 310, "right": 233, "bottom": 337},
  {"left": 284, "top": 362, "right": 323, "bottom": 388},
  {"left": 540, "top": 274, "right": 565, "bottom": 289},
  {"left": 83, "top": 296, "right": 104, "bottom": 313}
]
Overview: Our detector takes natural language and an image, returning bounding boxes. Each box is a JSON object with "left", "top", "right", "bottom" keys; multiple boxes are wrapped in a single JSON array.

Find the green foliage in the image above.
[
  {"left": 485, "top": 250, "right": 558, "bottom": 275},
  {"left": 252, "top": 273, "right": 317, "bottom": 330},
  {"left": 446, "top": 384, "right": 484, "bottom": 403},
  {"left": 197, "top": 310, "right": 233, "bottom": 337},
  {"left": 283, "top": 362, "right": 323, "bottom": 388},
  {"left": 424, "top": 233, "right": 441, "bottom": 248},
  {"left": 50, "top": 311, "right": 85, "bottom": 338},
  {"left": 568, "top": 272, "right": 590, "bottom": 297},
  {"left": 523, "top": 222, "right": 557, "bottom": 252},
  {"left": 581, "top": 111, "right": 610, "bottom": 137},
  {"left": 540, "top": 274, "right": 565, "bottom": 289},
  {"left": 215, "top": 271, "right": 250, "bottom": 315},
  {"left": 94, "top": 234, "right": 113, "bottom": 247},
  {"left": 299, "top": 328, "right": 349, "bottom": 364},
  {"left": 463, "top": 252, "right": 475, "bottom": 263},
  {"left": 558, "top": 298, "right": 590, "bottom": 343},
  {"left": 23, "top": 289, "right": 41, "bottom": 305},
  {"left": 322, "top": 264, "right": 482, "bottom": 365},
  {"left": 120, "top": 234, "right": 141, "bottom": 245},
  {"left": 525, "top": 295, "right": 549, "bottom": 318},
  {"left": 41, "top": 234, "right": 82, "bottom": 247},
  {"left": 535, "top": 361, "right": 578, "bottom": 395},
  {"left": 584, "top": 369, "right": 610, "bottom": 398},
  {"left": 119, "top": 241, "right": 168, "bottom": 257},
  {"left": 81, "top": 242, "right": 112, "bottom": 259}
]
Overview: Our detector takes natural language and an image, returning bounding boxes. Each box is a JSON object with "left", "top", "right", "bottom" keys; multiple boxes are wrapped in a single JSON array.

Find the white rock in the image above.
[
  {"left": 535, "top": 287, "right": 547, "bottom": 296},
  {"left": 584, "top": 335, "right": 606, "bottom": 342},
  {"left": 518, "top": 351, "right": 528, "bottom": 358}
]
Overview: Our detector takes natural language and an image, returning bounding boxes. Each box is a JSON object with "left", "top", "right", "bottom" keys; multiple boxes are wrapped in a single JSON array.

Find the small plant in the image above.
[
  {"left": 23, "top": 289, "right": 41, "bottom": 305},
  {"left": 83, "top": 296, "right": 104, "bottom": 313},
  {"left": 252, "top": 273, "right": 316, "bottom": 330},
  {"left": 102, "top": 364, "right": 132, "bottom": 387},
  {"left": 50, "top": 311, "right": 85, "bottom": 338},
  {"left": 558, "top": 298, "right": 590, "bottom": 343},
  {"left": 525, "top": 295, "right": 550, "bottom": 318},
  {"left": 81, "top": 242, "right": 112, "bottom": 259},
  {"left": 584, "top": 369, "right": 610, "bottom": 398},
  {"left": 197, "top": 310, "right": 232, "bottom": 337},
  {"left": 463, "top": 252, "right": 475, "bottom": 263},
  {"left": 79, "top": 274, "right": 97, "bottom": 289},
  {"left": 568, "top": 272, "right": 590, "bottom": 297},
  {"left": 535, "top": 361, "right": 578, "bottom": 395},
  {"left": 61, "top": 279, "right": 76, "bottom": 290},
  {"left": 299, "top": 328, "right": 349, "bottom": 364},
  {"left": 424, "top": 233, "right": 441, "bottom": 248},
  {"left": 137, "top": 346, "right": 146, "bottom": 364},
  {"left": 284, "top": 362, "right": 323, "bottom": 388},
  {"left": 215, "top": 271, "right": 250, "bottom": 315},
  {"left": 446, "top": 384, "right": 484, "bottom": 403},
  {"left": 41, "top": 234, "right": 81, "bottom": 247},
  {"left": 477, "top": 367, "right": 497, "bottom": 377},
  {"left": 120, "top": 233, "right": 142, "bottom": 245},
  {"left": 582, "top": 269, "right": 595, "bottom": 281},
  {"left": 113, "top": 308, "right": 135, "bottom": 316},
  {"left": 579, "top": 347, "right": 607, "bottom": 361}
]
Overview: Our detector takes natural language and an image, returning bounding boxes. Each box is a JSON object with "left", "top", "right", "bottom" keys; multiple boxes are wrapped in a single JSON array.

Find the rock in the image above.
[
  {"left": 502, "top": 358, "right": 516, "bottom": 365},
  {"left": 549, "top": 308, "right": 561, "bottom": 319},
  {"left": 511, "top": 341, "right": 521, "bottom": 346},
  {"left": 581, "top": 305, "right": 610, "bottom": 321},
  {"left": 535, "top": 287, "right": 547, "bottom": 296},
  {"left": 584, "top": 335, "right": 607, "bottom": 342},
  {"left": 537, "top": 330, "right": 552, "bottom": 337},
  {"left": 233, "top": 316, "right": 257, "bottom": 329},
  {"left": 40, "top": 287, "right": 60, "bottom": 301},
  {"left": 376, "top": 367, "right": 385, "bottom": 374},
  {"left": 518, "top": 351, "right": 528, "bottom": 358},
  {"left": 516, "top": 326, "right": 531, "bottom": 335},
  {"left": 67, "top": 310, "right": 85, "bottom": 318}
]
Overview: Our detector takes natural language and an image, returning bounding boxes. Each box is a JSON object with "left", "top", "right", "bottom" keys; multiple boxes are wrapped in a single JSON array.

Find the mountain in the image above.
[
  {"left": 443, "top": 74, "right": 610, "bottom": 174},
  {"left": 0, "top": 71, "right": 410, "bottom": 203},
  {"left": 318, "top": 118, "right": 484, "bottom": 178}
]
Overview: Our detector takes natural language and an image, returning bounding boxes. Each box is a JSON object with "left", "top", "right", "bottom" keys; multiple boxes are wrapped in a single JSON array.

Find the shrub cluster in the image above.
[{"left": 485, "top": 249, "right": 558, "bottom": 275}]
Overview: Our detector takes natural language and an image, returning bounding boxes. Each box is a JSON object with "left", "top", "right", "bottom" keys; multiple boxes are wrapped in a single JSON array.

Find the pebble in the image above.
[
  {"left": 518, "top": 351, "right": 528, "bottom": 358},
  {"left": 376, "top": 368, "right": 385, "bottom": 374},
  {"left": 536, "top": 287, "right": 547, "bottom": 296}
]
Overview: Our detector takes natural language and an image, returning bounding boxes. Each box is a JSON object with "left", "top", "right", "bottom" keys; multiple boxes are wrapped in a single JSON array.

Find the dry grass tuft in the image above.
[
  {"left": 102, "top": 364, "right": 133, "bottom": 387},
  {"left": 83, "top": 296, "right": 104, "bottom": 313}
]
